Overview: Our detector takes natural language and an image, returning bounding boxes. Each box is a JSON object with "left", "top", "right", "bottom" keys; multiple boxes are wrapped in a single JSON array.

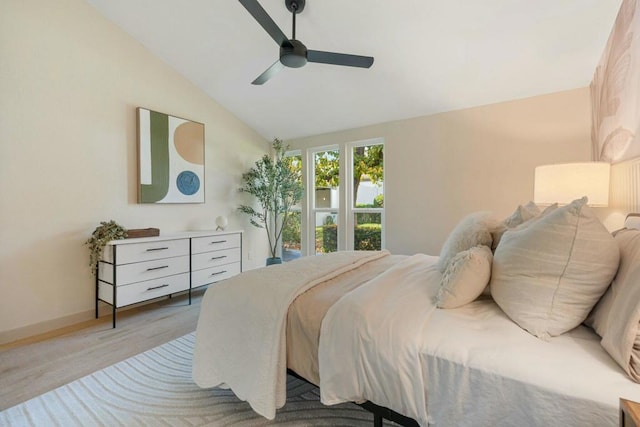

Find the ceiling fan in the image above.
[{"left": 239, "top": 0, "right": 374, "bottom": 85}]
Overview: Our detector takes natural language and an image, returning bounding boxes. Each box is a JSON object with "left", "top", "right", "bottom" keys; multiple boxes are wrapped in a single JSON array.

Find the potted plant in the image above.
[
  {"left": 239, "top": 138, "right": 304, "bottom": 265},
  {"left": 86, "top": 220, "right": 127, "bottom": 275}
]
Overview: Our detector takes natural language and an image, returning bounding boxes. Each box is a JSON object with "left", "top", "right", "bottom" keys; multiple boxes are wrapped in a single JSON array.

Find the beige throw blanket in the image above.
[
  {"left": 287, "top": 255, "right": 406, "bottom": 385},
  {"left": 192, "top": 250, "right": 390, "bottom": 420}
]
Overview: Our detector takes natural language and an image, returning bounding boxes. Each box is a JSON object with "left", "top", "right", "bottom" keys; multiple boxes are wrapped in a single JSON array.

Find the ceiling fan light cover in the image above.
[{"left": 280, "top": 40, "right": 308, "bottom": 68}]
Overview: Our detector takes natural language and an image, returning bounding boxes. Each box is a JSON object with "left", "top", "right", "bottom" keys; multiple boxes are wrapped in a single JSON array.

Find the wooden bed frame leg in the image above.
[{"left": 374, "top": 413, "right": 383, "bottom": 427}]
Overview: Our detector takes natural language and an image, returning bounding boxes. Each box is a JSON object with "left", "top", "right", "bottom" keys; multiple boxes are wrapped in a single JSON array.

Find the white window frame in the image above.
[
  {"left": 282, "top": 149, "right": 304, "bottom": 260},
  {"left": 307, "top": 144, "right": 341, "bottom": 254},
  {"left": 345, "top": 138, "right": 385, "bottom": 251},
  {"left": 295, "top": 138, "right": 385, "bottom": 256}
]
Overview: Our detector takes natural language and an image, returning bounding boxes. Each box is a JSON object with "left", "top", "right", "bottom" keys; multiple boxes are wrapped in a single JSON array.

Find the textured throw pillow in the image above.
[
  {"left": 437, "top": 212, "right": 496, "bottom": 271},
  {"left": 490, "top": 197, "right": 620, "bottom": 339},
  {"left": 491, "top": 201, "right": 541, "bottom": 250},
  {"left": 505, "top": 201, "right": 541, "bottom": 228},
  {"left": 586, "top": 228, "right": 640, "bottom": 382},
  {"left": 436, "top": 245, "right": 493, "bottom": 309},
  {"left": 585, "top": 227, "right": 632, "bottom": 336}
]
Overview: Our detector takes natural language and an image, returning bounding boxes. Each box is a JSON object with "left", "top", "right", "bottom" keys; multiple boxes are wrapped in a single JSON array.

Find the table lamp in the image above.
[{"left": 534, "top": 162, "right": 610, "bottom": 206}]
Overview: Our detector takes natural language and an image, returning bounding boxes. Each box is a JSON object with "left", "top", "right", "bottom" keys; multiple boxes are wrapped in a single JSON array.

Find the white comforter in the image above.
[
  {"left": 319, "top": 254, "right": 440, "bottom": 425},
  {"left": 319, "top": 254, "right": 640, "bottom": 427},
  {"left": 192, "top": 250, "right": 389, "bottom": 420}
]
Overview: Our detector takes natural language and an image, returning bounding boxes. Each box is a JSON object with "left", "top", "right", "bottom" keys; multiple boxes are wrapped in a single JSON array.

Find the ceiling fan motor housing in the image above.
[
  {"left": 285, "top": 0, "right": 305, "bottom": 13},
  {"left": 280, "top": 39, "right": 307, "bottom": 68}
]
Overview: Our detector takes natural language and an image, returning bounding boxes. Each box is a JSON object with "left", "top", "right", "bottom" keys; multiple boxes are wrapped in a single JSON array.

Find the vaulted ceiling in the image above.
[{"left": 85, "top": 0, "right": 622, "bottom": 140}]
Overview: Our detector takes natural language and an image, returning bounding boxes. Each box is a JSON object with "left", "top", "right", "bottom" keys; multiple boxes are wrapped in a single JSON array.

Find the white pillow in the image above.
[
  {"left": 491, "top": 201, "right": 542, "bottom": 250},
  {"left": 585, "top": 227, "right": 631, "bottom": 337},
  {"left": 436, "top": 245, "right": 493, "bottom": 309},
  {"left": 437, "top": 212, "right": 496, "bottom": 271},
  {"left": 504, "top": 201, "right": 541, "bottom": 228},
  {"left": 586, "top": 228, "right": 640, "bottom": 382},
  {"left": 490, "top": 197, "right": 620, "bottom": 339}
]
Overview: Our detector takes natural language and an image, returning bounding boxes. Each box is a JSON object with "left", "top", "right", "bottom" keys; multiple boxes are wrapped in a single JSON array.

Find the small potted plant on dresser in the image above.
[
  {"left": 85, "top": 220, "right": 127, "bottom": 275},
  {"left": 239, "top": 138, "right": 303, "bottom": 266}
]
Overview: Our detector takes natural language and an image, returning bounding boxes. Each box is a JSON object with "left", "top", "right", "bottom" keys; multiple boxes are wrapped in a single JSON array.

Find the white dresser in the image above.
[
  {"left": 191, "top": 232, "right": 242, "bottom": 288},
  {"left": 96, "top": 230, "right": 242, "bottom": 327}
]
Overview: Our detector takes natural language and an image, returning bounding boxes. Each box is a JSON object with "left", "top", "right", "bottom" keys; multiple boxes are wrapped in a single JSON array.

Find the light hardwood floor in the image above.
[{"left": 0, "top": 289, "right": 205, "bottom": 411}]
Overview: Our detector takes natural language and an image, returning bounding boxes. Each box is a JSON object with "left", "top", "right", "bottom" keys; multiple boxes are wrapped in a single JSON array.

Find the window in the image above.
[
  {"left": 312, "top": 147, "right": 340, "bottom": 254},
  {"left": 282, "top": 150, "right": 303, "bottom": 262},
  {"left": 348, "top": 142, "right": 384, "bottom": 251},
  {"left": 287, "top": 139, "right": 384, "bottom": 257}
]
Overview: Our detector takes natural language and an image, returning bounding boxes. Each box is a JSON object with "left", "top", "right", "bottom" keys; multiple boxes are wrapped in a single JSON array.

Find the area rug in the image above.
[{"left": 0, "top": 333, "right": 386, "bottom": 426}]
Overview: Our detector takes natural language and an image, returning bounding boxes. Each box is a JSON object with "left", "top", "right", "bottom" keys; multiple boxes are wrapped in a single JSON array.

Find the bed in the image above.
[{"left": 192, "top": 200, "right": 640, "bottom": 426}]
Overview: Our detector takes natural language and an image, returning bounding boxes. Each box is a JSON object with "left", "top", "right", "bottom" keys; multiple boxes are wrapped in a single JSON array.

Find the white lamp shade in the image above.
[{"left": 534, "top": 162, "right": 610, "bottom": 207}]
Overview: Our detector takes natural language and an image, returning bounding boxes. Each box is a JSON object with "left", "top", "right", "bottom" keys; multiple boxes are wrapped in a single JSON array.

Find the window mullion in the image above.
[
  {"left": 306, "top": 148, "right": 316, "bottom": 256},
  {"left": 300, "top": 148, "right": 309, "bottom": 257},
  {"left": 344, "top": 143, "right": 354, "bottom": 251}
]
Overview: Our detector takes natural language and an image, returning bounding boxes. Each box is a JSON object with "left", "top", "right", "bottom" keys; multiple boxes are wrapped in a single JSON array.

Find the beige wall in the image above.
[
  {"left": 0, "top": 0, "right": 598, "bottom": 342},
  {"left": 0, "top": 0, "right": 270, "bottom": 342},
  {"left": 289, "top": 88, "right": 592, "bottom": 256}
]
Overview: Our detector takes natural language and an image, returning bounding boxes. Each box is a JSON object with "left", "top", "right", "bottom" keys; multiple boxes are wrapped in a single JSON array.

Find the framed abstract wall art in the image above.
[{"left": 137, "top": 108, "right": 205, "bottom": 203}]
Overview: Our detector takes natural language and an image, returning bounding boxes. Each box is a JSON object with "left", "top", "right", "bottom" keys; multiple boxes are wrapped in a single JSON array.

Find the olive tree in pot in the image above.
[{"left": 239, "top": 138, "right": 303, "bottom": 266}]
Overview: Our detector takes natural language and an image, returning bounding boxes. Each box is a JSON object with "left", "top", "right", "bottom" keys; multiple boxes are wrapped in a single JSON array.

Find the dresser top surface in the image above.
[{"left": 106, "top": 230, "right": 243, "bottom": 246}]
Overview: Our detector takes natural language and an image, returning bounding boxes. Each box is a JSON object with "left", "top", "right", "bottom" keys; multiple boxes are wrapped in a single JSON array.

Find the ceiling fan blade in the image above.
[
  {"left": 252, "top": 60, "right": 285, "bottom": 85},
  {"left": 239, "top": 0, "right": 292, "bottom": 48},
  {"left": 307, "top": 50, "right": 374, "bottom": 68}
]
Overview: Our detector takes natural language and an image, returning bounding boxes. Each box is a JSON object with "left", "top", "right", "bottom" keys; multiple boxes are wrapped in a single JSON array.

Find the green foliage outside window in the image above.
[
  {"left": 282, "top": 211, "right": 301, "bottom": 250},
  {"left": 317, "top": 223, "right": 382, "bottom": 253},
  {"left": 314, "top": 145, "right": 383, "bottom": 204},
  {"left": 282, "top": 144, "right": 384, "bottom": 255}
]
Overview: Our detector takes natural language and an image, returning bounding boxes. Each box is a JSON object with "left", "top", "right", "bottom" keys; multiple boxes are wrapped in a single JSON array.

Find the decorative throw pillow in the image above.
[
  {"left": 585, "top": 227, "right": 633, "bottom": 336},
  {"left": 491, "top": 201, "right": 541, "bottom": 250},
  {"left": 437, "top": 212, "right": 496, "bottom": 272},
  {"left": 436, "top": 245, "right": 493, "bottom": 309},
  {"left": 586, "top": 228, "right": 640, "bottom": 382},
  {"left": 490, "top": 197, "right": 620, "bottom": 339},
  {"left": 505, "top": 201, "right": 541, "bottom": 228}
]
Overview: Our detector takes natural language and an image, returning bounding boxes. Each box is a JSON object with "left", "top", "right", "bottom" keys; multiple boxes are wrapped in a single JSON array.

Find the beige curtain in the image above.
[{"left": 591, "top": 0, "right": 640, "bottom": 163}]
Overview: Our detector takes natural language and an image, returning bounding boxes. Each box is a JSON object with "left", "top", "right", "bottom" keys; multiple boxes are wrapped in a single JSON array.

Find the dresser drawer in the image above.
[
  {"left": 191, "top": 233, "right": 241, "bottom": 254},
  {"left": 99, "top": 255, "right": 190, "bottom": 286},
  {"left": 192, "top": 262, "right": 241, "bottom": 288},
  {"left": 191, "top": 247, "right": 241, "bottom": 271},
  {"left": 99, "top": 272, "right": 190, "bottom": 307},
  {"left": 102, "top": 238, "right": 189, "bottom": 265}
]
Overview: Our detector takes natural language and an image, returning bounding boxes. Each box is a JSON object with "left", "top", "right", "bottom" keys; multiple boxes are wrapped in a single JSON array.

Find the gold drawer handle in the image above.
[
  {"left": 211, "top": 255, "right": 227, "bottom": 260},
  {"left": 146, "top": 247, "right": 169, "bottom": 252},
  {"left": 146, "top": 265, "right": 169, "bottom": 271},
  {"left": 210, "top": 270, "right": 227, "bottom": 276},
  {"left": 147, "top": 284, "right": 169, "bottom": 291}
]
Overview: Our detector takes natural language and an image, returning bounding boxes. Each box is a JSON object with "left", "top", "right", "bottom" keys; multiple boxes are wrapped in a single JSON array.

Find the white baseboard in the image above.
[
  {"left": 0, "top": 292, "right": 194, "bottom": 347},
  {"left": 0, "top": 309, "right": 97, "bottom": 346}
]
